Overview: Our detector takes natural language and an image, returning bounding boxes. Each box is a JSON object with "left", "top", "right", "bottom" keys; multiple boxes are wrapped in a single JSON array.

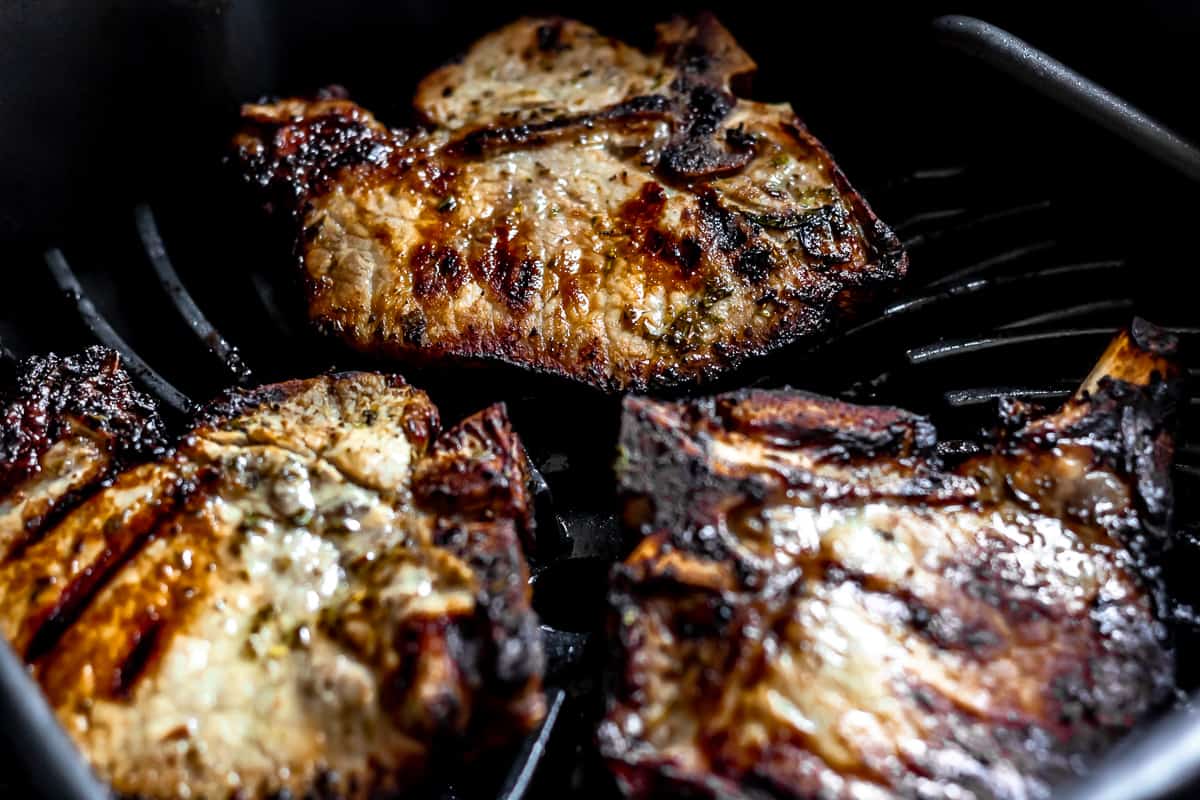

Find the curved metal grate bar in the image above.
[
  {"left": 134, "top": 205, "right": 252, "bottom": 384},
  {"left": 495, "top": 688, "right": 567, "bottom": 800},
  {"left": 996, "top": 298, "right": 1134, "bottom": 330},
  {"left": 944, "top": 385, "right": 1074, "bottom": 408},
  {"left": 837, "top": 260, "right": 1126, "bottom": 341},
  {"left": 250, "top": 271, "right": 300, "bottom": 338},
  {"left": 922, "top": 238, "right": 1058, "bottom": 288},
  {"left": 866, "top": 164, "right": 969, "bottom": 197},
  {"left": 909, "top": 327, "right": 1103, "bottom": 365},
  {"left": 902, "top": 199, "right": 1053, "bottom": 250},
  {"left": 934, "top": 16, "right": 1200, "bottom": 183},
  {"left": 524, "top": 450, "right": 572, "bottom": 559},
  {"left": 904, "top": 327, "right": 1200, "bottom": 366},
  {"left": 44, "top": 249, "right": 192, "bottom": 415},
  {"left": 892, "top": 207, "right": 967, "bottom": 235}
]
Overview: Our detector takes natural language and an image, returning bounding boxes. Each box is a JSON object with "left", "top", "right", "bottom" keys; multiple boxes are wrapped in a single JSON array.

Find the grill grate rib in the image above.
[
  {"left": 134, "top": 204, "right": 252, "bottom": 384},
  {"left": 43, "top": 248, "right": 192, "bottom": 415},
  {"left": 996, "top": 298, "right": 1136, "bottom": 329},
  {"left": 496, "top": 690, "right": 567, "bottom": 800},
  {"left": 3, "top": 13, "right": 1198, "bottom": 797},
  {"left": 903, "top": 199, "right": 1053, "bottom": 250}
]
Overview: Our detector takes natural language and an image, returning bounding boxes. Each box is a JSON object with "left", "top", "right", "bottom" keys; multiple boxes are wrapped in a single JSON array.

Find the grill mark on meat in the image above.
[
  {"left": 617, "top": 182, "right": 703, "bottom": 284},
  {"left": 2, "top": 447, "right": 110, "bottom": 564},
  {"left": 477, "top": 226, "right": 544, "bottom": 313},
  {"left": 2, "top": 363, "right": 544, "bottom": 799},
  {"left": 113, "top": 616, "right": 163, "bottom": 698},
  {"left": 411, "top": 244, "right": 467, "bottom": 301},
  {"left": 36, "top": 506, "right": 223, "bottom": 709},
  {"left": 21, "top": 475, "right": 192, "bottom": 664},
  {"left": 233, "top": 15, "right": 907, "bottom": 392}
]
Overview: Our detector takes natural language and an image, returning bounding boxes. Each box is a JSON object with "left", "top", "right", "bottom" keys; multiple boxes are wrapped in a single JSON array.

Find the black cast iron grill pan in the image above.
[{"left": 1, "top": 14, "right": 1199, "bottom": 800}]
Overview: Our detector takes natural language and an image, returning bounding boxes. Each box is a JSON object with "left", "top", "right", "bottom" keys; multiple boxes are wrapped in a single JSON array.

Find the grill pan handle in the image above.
[{"left": 934, "top": 15, "right": 1200, "bottom": 182}]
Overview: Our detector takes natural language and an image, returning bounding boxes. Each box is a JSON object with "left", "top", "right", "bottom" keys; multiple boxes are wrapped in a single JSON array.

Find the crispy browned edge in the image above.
[
  {"left": 230, "top": 14, "right": 908, "bottom": 393},
  {"left": 184, "top": 372, "right": 547, "bottom": 791},
  {"left": 4, "top": 366, "right": 545, "bottom": 799},
  {"left": 0, "top": 347, "right": 167, "bottom": 560},
  {"left": 602, "top": 319, "right": 1183, "bottom": 799}
]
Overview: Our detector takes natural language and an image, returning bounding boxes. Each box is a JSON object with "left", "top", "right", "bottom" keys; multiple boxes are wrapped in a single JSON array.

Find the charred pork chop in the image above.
[
  {"left": 233, "top": 15, "right": 906, "bottom": 391},
  {"left": 0, "top": 353, "right": 544, "bottom": 799},
  {"left": 1, "top": 347, "right": 166, "bottom": 562},
  {"left": 603, "top": 321, "right": 1180, "bottom": 799}
]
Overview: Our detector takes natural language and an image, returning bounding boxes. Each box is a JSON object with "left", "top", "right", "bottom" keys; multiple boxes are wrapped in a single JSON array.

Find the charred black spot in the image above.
[
  {"left": 678, "top": 238, "right": 703, "bottom": 271},
  {"left": 536, "top": 21, "right": 565, "bottom": 52},
  {"left": 0, "top": 346, "right": 166, "bottom": 502},
  {"left": 233, "top": 100, "right": 404, "bottom": 217},
  {"left": 412, "top": 244, "right": 466, "bottom": 299},
  {"left": 725, "top": 124, "right": 757, "bottom": 149},
  {"left": 400, "top": 311, "right": 428, "bottom": 347},
  {"left": 609, "top": 94, "right": 672, "bottom": 116},
  {"left": 793, "top": 204, "right": 856, "bottom": 265},
  {"left": 696, "top": 192, "right": 747, "bottom": 253},
  {"left": 735, "top": 246, "right": 774, "bottom": 283},
  {"left": 659, "top": 83, "right": 753, "bottom": 180},
  {"left": 677, "top": 82, "right": 733, "bottom": 136}
]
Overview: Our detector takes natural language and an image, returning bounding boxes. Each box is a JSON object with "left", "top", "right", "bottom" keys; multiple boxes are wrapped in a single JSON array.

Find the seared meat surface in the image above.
[
  {"left": 603, "top": 320, "right": 1180, "bottom": 799},
  {"left": 233, "top": 15, "right": 906, "bottom": 391},
  {"left": 0, "top": 353, "right": 544, "bottom": 799},
  {"left": 1, "top": 347, "right": 166, "bottom": 562}
]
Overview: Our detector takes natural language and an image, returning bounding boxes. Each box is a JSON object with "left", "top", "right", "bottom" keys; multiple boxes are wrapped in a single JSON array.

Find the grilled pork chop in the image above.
[
  {"left": 0, "top": 353, "right": 544, "bottom": 799},
  {"left": 603, "top": 321, "right": 1180, "bottom": 799},
  {"left": 1, "top": 347, "right": 166, "bottom": 562},
  {"left": 233, "top": 15, "right": 906, "bottom": 391}
]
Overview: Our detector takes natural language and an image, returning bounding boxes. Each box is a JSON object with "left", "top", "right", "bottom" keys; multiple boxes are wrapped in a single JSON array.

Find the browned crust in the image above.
[
  {"left": 0, "top": 347, "right": 167, "bottom": 559},
  {"left": 1, "top": 369, "right": 544, "bottom": 799},
  {"left": 604, "top": 321, "right": 1181, "bottom": 799},
  {"left": 231, "top": 15, "right": 907, "bottom": 393}
]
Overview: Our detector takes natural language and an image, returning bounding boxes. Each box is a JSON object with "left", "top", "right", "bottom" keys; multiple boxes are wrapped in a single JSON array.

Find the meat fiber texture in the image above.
[
  {"left": 604, "top": 320, "right": 1181, "bottom": 800},
  {"left": 234, "top": 15, "right": 906, "bottom": 392},
  {"left": 0, "top": 353, "right": 544, "bottom": 799}
]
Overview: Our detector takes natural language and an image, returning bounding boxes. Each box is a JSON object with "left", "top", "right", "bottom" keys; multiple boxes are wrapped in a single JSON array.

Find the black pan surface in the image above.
[{"left": 2, "top": 3, "right": 1198, "bottom": 799}]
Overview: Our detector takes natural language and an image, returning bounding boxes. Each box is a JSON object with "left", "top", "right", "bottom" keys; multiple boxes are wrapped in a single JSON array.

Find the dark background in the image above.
[
  {"left": 2, "top": 3, "right": 1200, "bottom": 799},
  {"left": 2, "top": 0, "right": 1200, "bottom": 245}
]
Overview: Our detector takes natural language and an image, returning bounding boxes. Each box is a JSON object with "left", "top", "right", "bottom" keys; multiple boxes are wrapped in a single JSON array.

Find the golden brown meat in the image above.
[
  {"left": 603, "top": 320, "right": 1180, "bottom": 799},
  {"left": 0, "top": 356, "right": 544, "bottom": 799},
  {"left": 233, "top": 15, "right": 906, "bottom": 391}
]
